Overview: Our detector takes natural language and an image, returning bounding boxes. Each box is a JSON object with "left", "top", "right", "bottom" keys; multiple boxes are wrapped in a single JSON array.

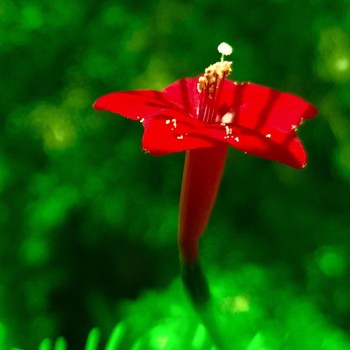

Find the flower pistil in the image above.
[{"left": 197, "top": 43, "right": 233, "bottom": 123}]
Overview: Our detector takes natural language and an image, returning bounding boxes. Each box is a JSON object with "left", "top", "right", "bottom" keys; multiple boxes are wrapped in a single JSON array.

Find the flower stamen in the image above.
[{"left": 197, "top": 43, "right": 233, "bottom": 123}]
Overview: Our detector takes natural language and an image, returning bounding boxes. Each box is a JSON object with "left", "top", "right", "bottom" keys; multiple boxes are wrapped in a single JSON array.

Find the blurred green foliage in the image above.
[{"left": 1, "top": 0, "right": 350, "bottom": 349}]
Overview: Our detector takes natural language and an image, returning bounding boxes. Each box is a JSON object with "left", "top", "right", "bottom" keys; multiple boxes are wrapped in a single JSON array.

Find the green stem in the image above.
[
  {"left": 181, "top": 261, "right": 230, "bottom": 350},
  {"left": 181, "top": 261, "right": 210, "bottom": 307}
]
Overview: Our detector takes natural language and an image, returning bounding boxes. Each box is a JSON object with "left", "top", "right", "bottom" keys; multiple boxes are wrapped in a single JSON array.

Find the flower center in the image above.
[{"left": 197, "top": 43, "right": 233, "bottom": 123}]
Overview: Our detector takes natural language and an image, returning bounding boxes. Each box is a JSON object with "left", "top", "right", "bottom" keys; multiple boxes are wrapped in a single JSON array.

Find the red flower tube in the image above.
[{"left": 178, "top": 146, "right": 228, "bottom": 264}]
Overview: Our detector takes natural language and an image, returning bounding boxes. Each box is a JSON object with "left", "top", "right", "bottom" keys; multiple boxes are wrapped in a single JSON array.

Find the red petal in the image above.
[
  {"left": 219, "top": 80, "right": 317, "bottom": 133},
  {"left": 162, "top": 78, "right": 199, "bottom": 117},
  {"left": 142, "top": 110, "right": 307, "bottom": 168},
  {"left": 228, "top": 130, "right": 307, "bottom": 168},
  {"left": 141, "top": 110, "right": 222, "bottom": 155},
  {"left": 179, "top": 123, "right": 307, "bottom": 168},
  {"left": 224, "top": 126, "right": 307, "bottom": 168},
  {"left": 93, "top": 90, "right": 180, "bottom": 120}
]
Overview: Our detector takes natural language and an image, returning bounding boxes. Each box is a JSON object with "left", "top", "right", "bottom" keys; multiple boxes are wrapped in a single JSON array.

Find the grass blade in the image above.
[{"left": 85, "top": 327, "right": 101, "bottom": 350}]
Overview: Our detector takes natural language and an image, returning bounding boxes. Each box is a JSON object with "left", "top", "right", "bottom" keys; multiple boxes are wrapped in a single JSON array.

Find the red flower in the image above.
[
  {"left": 93, "top": 45, "right": 317, "bottom": 264},
  {"left": 93, "top": 74, "right": 316, "bottom": 169}
]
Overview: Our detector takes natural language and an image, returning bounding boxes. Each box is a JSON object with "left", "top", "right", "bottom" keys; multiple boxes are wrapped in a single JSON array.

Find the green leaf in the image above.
[
  {"left": 38, "top": 338, "right": 52, "bottom": 350},
  {"left": 85, "top": 328, "right": 101, "bottom": 350},
  {"left": 54, "top": 337, "right": 67, "bottom": 350},
  {"left": 105, "top": 323, "right": 125, "bottom": 350}
]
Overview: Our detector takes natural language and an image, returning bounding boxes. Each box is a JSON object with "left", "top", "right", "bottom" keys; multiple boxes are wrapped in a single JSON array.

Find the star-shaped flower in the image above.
[
  {"left": 94, "top": 50, "right": 316, "bottom": 169},
  {"left": 93, "top": 43, "right": 317, "bottom": 265}
]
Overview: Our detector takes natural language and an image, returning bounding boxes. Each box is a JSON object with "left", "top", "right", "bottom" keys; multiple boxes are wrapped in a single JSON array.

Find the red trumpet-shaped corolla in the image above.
[{"left": 93, "top": 43, "right": 317, "bottom": 264}]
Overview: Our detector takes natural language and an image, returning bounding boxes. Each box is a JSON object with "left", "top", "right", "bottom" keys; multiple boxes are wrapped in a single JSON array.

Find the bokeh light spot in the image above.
[
  {"left": 334, "top": 56, "right": 350, "bottom": 72},
  {"left": 29, "top": 104, "right": 77, "bottom": 150},
  {"left": 149, "top": 323, "right": 176, "bottom": 350},
  {"left": 21, "top": 5, "right": 43, "bottom": 30},
  {"left": 318, "top": 27, "right": 350, "bottom": 83},
  {"left": 101, "top": 5, "right": 127, "bottom": 28},
  {"left": 28, "top": 184, "right": 79, "bottom": 230},
  {"left": 316, "top": 246, "right": 346, "bottom": 278},
  {"left": 221, "top": 295, "right": 250, "bottom": 314},
  {"left": 20, "top": 239, "right": 50, "bottom": 266}
]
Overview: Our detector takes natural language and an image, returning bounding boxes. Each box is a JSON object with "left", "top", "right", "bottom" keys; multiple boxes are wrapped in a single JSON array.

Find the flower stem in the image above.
[
  {"left": 178, "top": 146, "right": 229, "bottom": 349},
  {"left": 181, "top": 261, "right": 210, "bottom": 307},
  {"left": 181, "top": 261, "right": 230, "bottom": 350}
]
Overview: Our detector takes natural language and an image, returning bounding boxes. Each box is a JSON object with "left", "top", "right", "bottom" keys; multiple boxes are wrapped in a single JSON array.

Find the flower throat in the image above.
[{"left": 197, "top": 43, "right": 233, "bottom": 123}]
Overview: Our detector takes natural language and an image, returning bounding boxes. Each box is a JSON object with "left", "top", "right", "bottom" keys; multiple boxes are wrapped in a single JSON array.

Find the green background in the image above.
[{"left": 1, "top": 0, "right": 350, "bottom": 349}]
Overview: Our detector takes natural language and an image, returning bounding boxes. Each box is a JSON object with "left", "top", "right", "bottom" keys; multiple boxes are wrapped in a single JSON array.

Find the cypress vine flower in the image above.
[{"left": 93, "top": 43, "right": 317, "bottom": 265}]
